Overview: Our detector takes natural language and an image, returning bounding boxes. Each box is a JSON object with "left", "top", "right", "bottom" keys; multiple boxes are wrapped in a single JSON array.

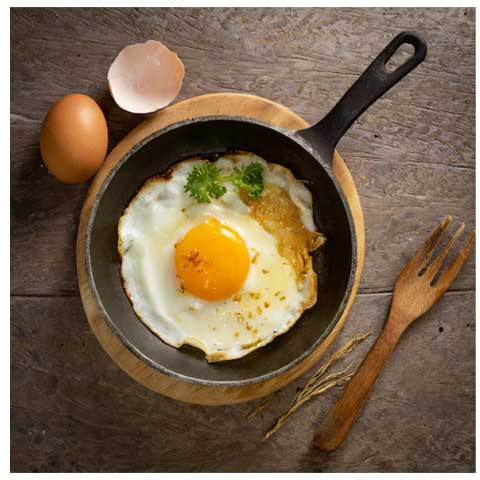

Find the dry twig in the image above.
[
  {"left": 247, "top": 392, "right": 278, "bottom": 418},
  {"left": 263, "top": 331, "right": 371, "bottom": 439}
]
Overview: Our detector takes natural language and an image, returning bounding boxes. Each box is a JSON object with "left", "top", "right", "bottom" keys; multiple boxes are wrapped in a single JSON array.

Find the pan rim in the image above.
[{"left": 85, "top": 115, "right": 357, "bottom": 387}]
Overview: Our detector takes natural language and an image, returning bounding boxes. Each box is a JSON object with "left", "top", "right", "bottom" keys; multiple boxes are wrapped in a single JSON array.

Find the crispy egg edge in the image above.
[{"left": 117, "top": 153, "right": 324, "bottom": 363}]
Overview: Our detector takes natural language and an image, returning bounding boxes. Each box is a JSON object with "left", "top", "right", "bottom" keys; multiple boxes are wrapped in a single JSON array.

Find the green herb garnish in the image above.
[
  {"left": 225, "top": 163, "right": 265, "bottom": 200},
  {"left": 185, "top": 161, "right": 265, "bottom": 204},
  {"left": 184, "top": 162, "right": 227, "bottom": 204}
]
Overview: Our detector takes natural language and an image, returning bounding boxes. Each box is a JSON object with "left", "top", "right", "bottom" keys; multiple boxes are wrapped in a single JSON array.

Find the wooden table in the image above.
[{"left": 11, "top": 7, "right": 475, "bottom": 473}]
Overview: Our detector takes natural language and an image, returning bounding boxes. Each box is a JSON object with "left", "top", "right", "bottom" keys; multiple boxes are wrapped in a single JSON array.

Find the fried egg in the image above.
[{"left": 118, "top": 152, "right": 325, "bottom": 362}]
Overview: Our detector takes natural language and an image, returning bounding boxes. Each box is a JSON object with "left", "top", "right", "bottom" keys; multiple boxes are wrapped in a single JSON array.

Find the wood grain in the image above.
[
  {"left": 76, "top": 92, "right": 365, "bottom": 405},
  {"left": 11, "top": 7, "right": 475, "bottom": 472},
  {"left": 11, "top": 7, "right": 475, "bottom": 296},
  {"left": 11, "top": 291, "right": 475, "bottom": 472}
]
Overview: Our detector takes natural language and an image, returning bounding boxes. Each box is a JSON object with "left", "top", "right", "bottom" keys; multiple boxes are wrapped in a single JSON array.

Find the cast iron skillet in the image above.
[{"left": 86, "top": 32, "right": 427, "bottom": 386}]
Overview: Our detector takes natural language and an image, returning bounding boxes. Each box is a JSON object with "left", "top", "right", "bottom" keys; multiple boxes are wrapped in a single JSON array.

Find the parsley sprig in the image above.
[{"left": 185, "top": 161, "right": 265, "bottom": 204}]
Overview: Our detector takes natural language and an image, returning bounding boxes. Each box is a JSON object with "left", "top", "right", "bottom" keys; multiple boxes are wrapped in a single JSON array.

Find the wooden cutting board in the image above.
[{"left": 76, "top": 93, "right": 365, "bottom": 405}]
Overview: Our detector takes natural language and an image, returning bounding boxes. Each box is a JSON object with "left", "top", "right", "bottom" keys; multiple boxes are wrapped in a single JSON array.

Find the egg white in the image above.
[{"left": 118, "top": 153, "right": 319, "bottom": 362}]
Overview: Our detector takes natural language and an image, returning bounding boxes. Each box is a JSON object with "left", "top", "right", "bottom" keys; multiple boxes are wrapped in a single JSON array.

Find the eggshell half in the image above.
[{"left": 108, "top": 40, "right": 185, "bottom": 114}]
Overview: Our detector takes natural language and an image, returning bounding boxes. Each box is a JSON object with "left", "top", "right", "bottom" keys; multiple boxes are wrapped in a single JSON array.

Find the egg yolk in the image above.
[{"left": 174, "top": 218, "right": 250, "bottom": 301}]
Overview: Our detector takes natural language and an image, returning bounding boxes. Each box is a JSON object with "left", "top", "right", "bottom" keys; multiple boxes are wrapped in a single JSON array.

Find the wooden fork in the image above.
[{"left": 313, "top": 216, "right": 475, "bottom": 452}]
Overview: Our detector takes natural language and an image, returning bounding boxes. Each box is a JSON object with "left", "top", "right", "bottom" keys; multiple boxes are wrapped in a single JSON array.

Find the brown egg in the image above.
[{"left": 40, "top": 94, "right": 108, "bottom": 184}]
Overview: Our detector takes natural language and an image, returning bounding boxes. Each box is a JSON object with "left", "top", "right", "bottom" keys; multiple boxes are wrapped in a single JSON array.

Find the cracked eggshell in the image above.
[{"left": 108, "top": 40, "right": 185, "bottom": 114}]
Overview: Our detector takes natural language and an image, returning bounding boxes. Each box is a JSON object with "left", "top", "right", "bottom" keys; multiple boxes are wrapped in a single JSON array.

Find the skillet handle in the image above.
[{"left": 298, "top": 31, "right": 427, "bottom": 165}]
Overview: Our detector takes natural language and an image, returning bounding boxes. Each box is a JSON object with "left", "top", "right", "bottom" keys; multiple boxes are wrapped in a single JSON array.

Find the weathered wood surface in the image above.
[
  {"left": 11, "top": 7, "right": 475, "bottom": 472},
  {"left": 11, "top": 293, "right": 475, "bottom": 472}
]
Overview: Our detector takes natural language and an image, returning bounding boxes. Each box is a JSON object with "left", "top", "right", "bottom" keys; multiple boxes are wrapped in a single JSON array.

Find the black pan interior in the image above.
[{"left": 88, "top": 119, "right": 355, "bottom": 384}]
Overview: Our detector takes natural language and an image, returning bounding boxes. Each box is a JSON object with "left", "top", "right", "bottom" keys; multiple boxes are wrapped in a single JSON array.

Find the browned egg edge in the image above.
[{"left": 116, "top": 153, "right": 326, "bottom": 363}]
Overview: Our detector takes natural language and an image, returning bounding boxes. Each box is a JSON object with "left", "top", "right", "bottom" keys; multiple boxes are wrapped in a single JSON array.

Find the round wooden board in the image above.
[{"left": 76, "top": 93, "right": 365, "bottom": 405}]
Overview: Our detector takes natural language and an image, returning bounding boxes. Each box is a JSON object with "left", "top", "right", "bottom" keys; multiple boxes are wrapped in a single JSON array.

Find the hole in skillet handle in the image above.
[
  {"left": 385, "top": 43, "right": 415, "bottom": 73},
  {"left": 296, "top": 31, "right": 427, "bottom": 167}
]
